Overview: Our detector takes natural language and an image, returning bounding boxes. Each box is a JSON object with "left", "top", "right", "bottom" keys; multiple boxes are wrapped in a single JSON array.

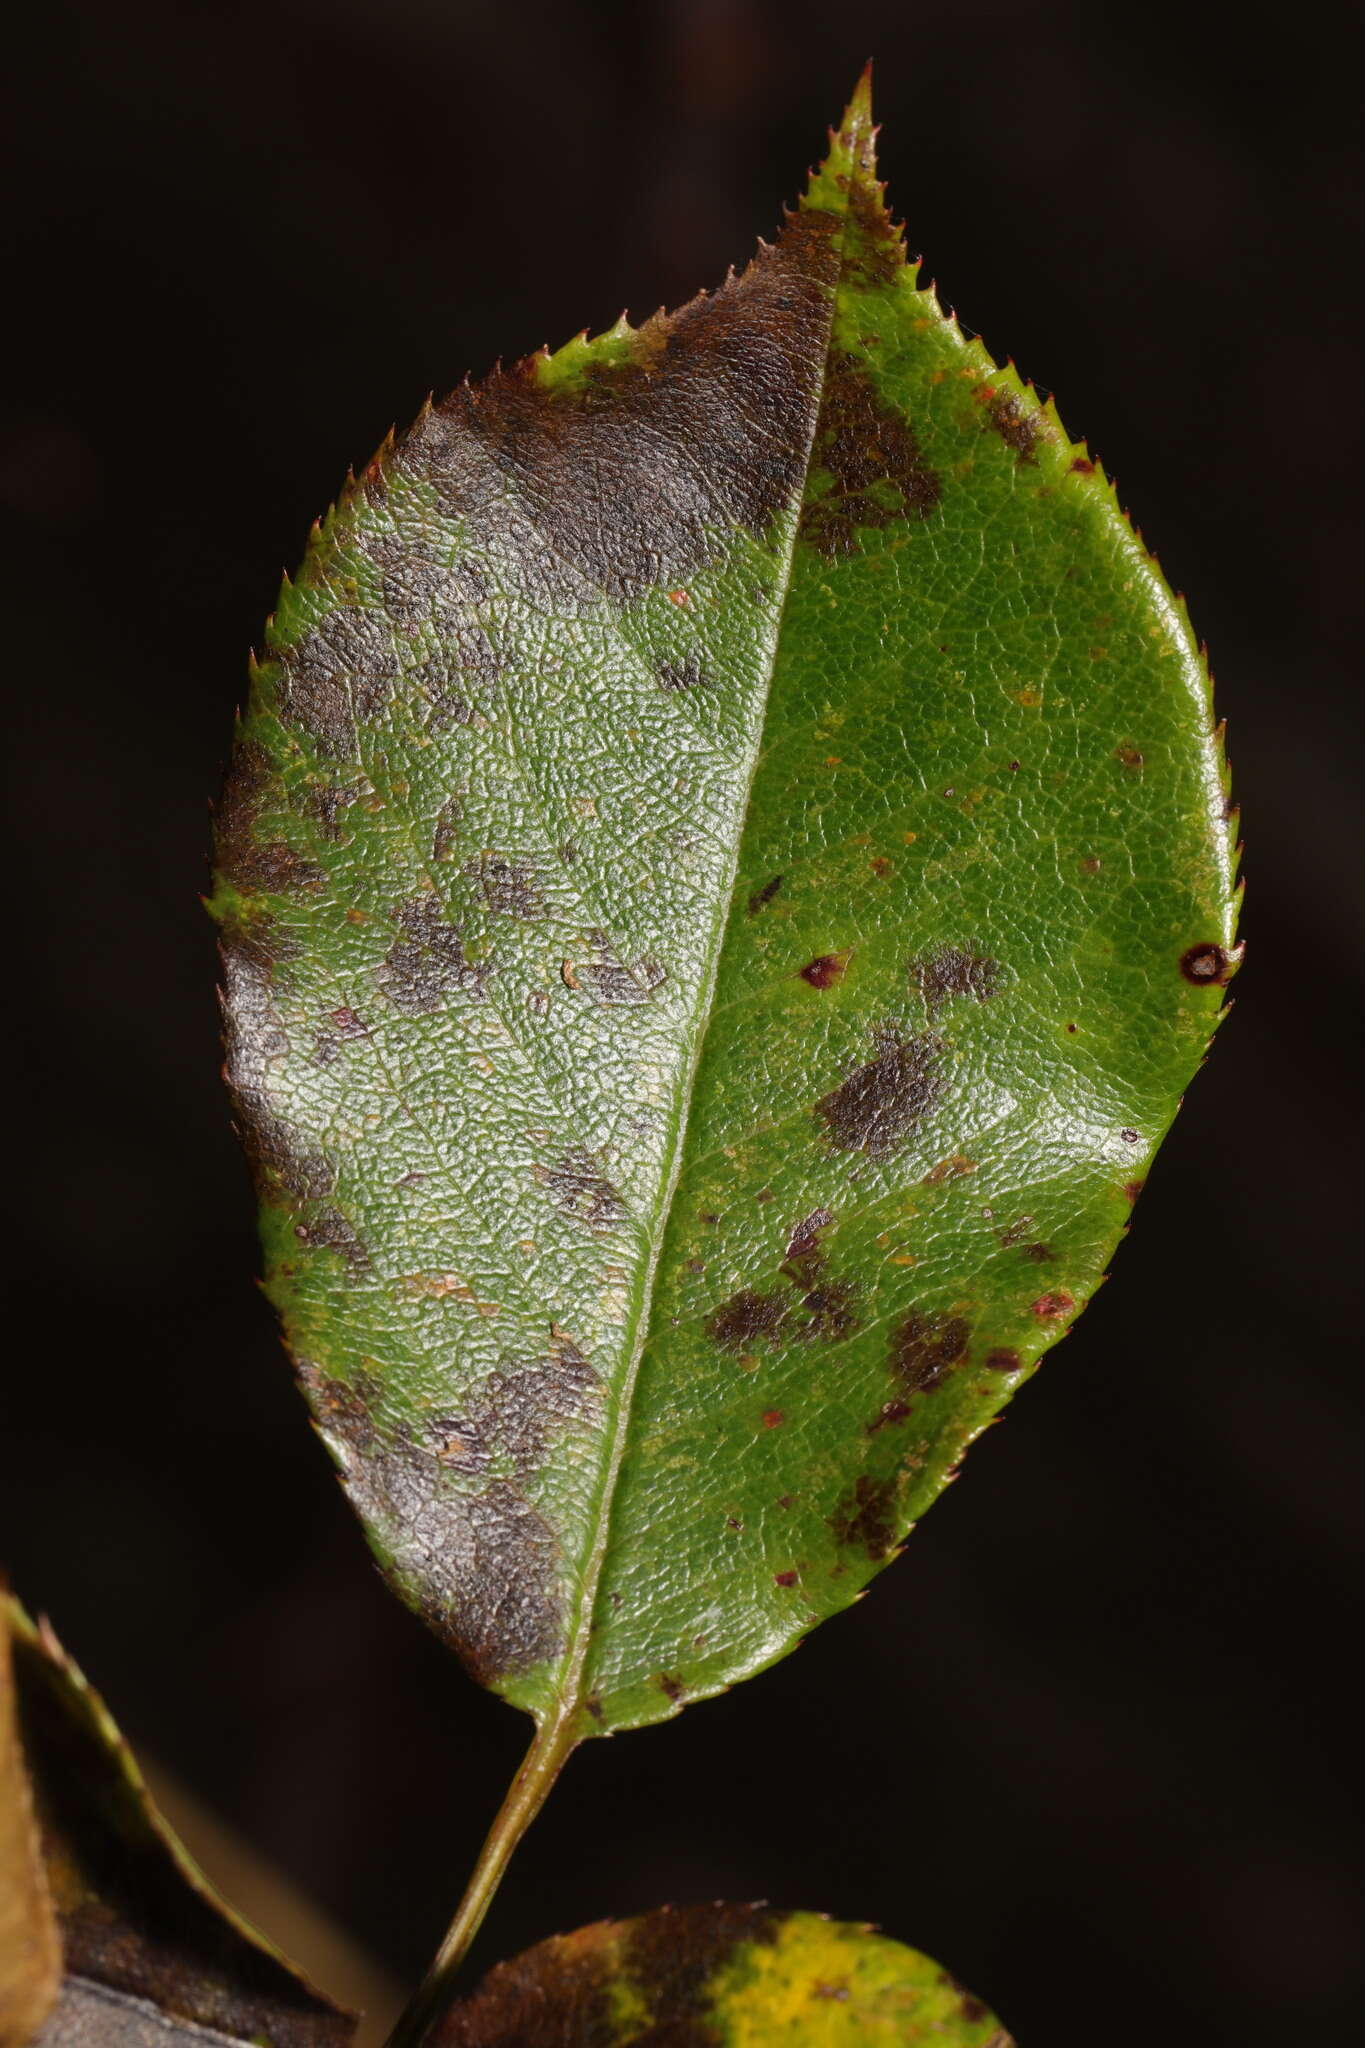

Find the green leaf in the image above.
[
  {"left": 3, "top": 1597, "right": 354, "bottom": 2047},
  {"left": 211, "top": 72, "right": 1238, "bottom": 1741},
  {"left": 432, "top": 1903, "right": 1010, "bottom": 2046}
]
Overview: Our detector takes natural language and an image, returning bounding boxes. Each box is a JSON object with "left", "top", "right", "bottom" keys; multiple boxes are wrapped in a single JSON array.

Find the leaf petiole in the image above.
[{"left": 384, "top": 1712, "right": 580, "bottom": 2047}]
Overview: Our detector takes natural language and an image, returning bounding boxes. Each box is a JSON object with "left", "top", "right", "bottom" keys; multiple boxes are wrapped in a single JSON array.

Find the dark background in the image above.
[{"left": 3, "top": 1, "right": 1361, "bottom": 2041}]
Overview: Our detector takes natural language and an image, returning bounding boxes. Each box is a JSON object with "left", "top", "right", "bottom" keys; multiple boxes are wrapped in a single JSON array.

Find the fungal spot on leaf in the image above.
[
  {"left": 975, "top": 385, "right": 1046, "bottom": 462},
  {"left": 815, "top": 1027, "right": 945, "bottom": 1156},
  {"left": 1115, "top": 742, "right": 1145, "bottom": 771},
  {"left": 276, "top": 605, "right": 400, "bottom": 755},
  {"left": 470, "top": 852, "right": 541, "bottom": 918},
  {"left": 984, "top": 1349, "right": 1020, "bottom": 1373},
  {"left": 532, "top": 1152, "right": 624, "bottom": 1226},
  {"left": 307, "top": 781, "right": 358, "bottom": 840},
  {"left": 922, "top": 1153, "right": 975, "bottom": 1186},
  {"left": 910, "top": 943, "right": 1002, "bottom": 1017},
  {"left": 399, "top": 211, "right": 842, "bottom": 609},
  {"left": 800, "top": 352, "right": 941, "bottom": 557},
  {"left": 747, "top": 872, "right": 783, "bottom": 915},
  {"left": 294, "top": 1205, "right": 368, "bottom": 1269},
  {"left": 707, "top": 1289, "right": 788, "bottom": 1349},
  {"left": 377, "top": 896, "right": 489, "bottom": 1012},
  {"left": 1124, "top": 1179, "right": 1145, "bottom": 1203},
  {"left": 799, "top": 1280, "right": 862, "bottom": 1343},
  {"left": 656, "top": 657, "right": 710, "bottom": 691},
  {"left": 866, "top": 1398, "right": 911, "bottom": 1434},
  {"left": 829, "top": 1474, "right": 898, "bottom": 1561},
  {"left": 428, "top": 1332, "right": 600, "bottom": 1480},
  {"left": 214, "top": 740, "right": 323, "bottom": 895},
  {"left": 1023, "top": 1242, "right": 1053, "bottom": 1262},
  {"left": 762, "top": 1409, "right": 785, "bottom": 1428},
  {"left": 1179, "top": 942, "right": 1235, "bottom": 985},
  {"left": 774, "top": 1569, "right": 799, "bottom": 1587},
  {"left": 432, "top": 794, "right": 464, "bottom": 862},
  {"left": 1031, "top": 1291, "right": 1075, "bottom": 1320},
  {"left": 889, "top": 1310, "right": 971, "bottom": 1395},
  {"left": 562, "top": 947, "right": 667, "bottom": 1005},
  {"left": 296, "top": 1367, "right": 569, "bottom": 1684},
  {"left": 799, "top": 951, "right": 849, "bottom": 988},
  {"left": 657, "top": 1672, "right": 686, "bottom": 1704},
  {"left": 785, "top": 1207, "right": 834, "bottom": 1277},
  {"left": 1071, "top": 456, "right": 1095, "bottom": 475}
]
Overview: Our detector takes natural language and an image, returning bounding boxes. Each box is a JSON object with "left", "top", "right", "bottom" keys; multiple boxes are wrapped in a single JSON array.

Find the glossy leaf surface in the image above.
[
  {"left": 211, "top": 75, "right": 1239, "bottom": 1738},
  {"left": 434, "top": 1903, "right": 1010, "bottom": 2046},
  {"left": 4, "top": 1598, "right": 353, "bottom": 2047}
]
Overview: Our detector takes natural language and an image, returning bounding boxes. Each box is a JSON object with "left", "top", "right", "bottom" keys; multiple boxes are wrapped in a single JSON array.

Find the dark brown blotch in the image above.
[
  {"left": 276, "top": 605, "right": 400, "bottom": 755},
  {"left": 533, "top": 1152, "right": 624, "bottom": 1226},
  {"left": 468, "top": 852, "right": 541, "bottom": 919},
  {"left": 910, "top": 943, "right": 1002, "bottom": 1017},
  {"left": 1115, "top": 742, "right": 1145, "bottom": 770},
  {"left": 215, "top": 740, "right": 323, "bottom": 895},
  {"left": 429, "top": 1331, "right": 599, "bottom": 1481},
  {"left": 617, "top": 1904, "right": 781, "bottom": 2046},
  {"left": 656, "top": 657, "right": 711, "bottom": 692},
  {"left": 815, "top": 1027, "right": 945, "bottom": 1157},
  {"left": 404, "top": 210, "right": 843, "bottom": 609},
  {"left": 984, "top": 1348, "right": 1021, "bottom": 1373},
  {"left": 800, "top": 352, "right": 941, "bottom": 557},
  {"left": 799, "top": 951, "right": 849, "bottom": 989},
  {"left": 563, "top": 948, "right": 667, "bottom": 1006},
  {"left": 977, "top": 386, "right": 1045, "bottom": 462},
  {"left": 657, "top": 1671, "right": 686, "bottom": 1704},
  {"left": 829, "top": 1474, "right": 899, "bottom": 1561},
  {"left": 1179, "top": 942, "right": 1235, "bottom": 986},
  {"left": 785, "top": 1206, "right": 834, "bottom": 1275},
  {"left": 747, "top": 872, "right": 783, "bottom": 915},
  {"left": 294, "top": 1205, "right": 368, "bottom": 1269},
  {"left": 889, "top": 1310, "right": 971, "bottom": 1395},
  {"left": 799, "top": 1279, "right": 862, "bottom": 1343},
  {"left": 707, "top": 1288, "right": 788, "bottom": 1350},
  {"left": 377, "top": 895, "right": 489, "bottom": 1012}
]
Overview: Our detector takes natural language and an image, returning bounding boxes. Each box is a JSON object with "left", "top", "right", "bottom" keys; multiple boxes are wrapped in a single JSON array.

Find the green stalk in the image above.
[{"left": 383, "top": 1714, "right": 579, "bottom": 2047}]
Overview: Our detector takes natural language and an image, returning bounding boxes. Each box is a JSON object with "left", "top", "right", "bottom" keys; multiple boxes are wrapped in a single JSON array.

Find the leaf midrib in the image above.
[{"left": 541, "top": 164, "right": 868, "bottom": 1733}]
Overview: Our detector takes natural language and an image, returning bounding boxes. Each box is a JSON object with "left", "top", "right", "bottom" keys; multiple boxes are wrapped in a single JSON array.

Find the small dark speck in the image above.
[
  {"left": 762, "top": 1408, "right": 785, "bottom": 1428},
  {"left": 1121, "top": 1128, "right": 1140, "bottom": 1143},
  {"left": 1023, "top": 1242, "right": 1053, "bottom": 1262},
  {"left": 657, "top": 1672, "right": 686, "bottom": 1703},
  {"left": 1008, "top": 758, "right": 1021, "bottom": 772},
  {"left": 774, "top": 1569, "right": 799, "bottom": 1587},
  {"left": 747, "top": 873, "right": 783, "bottom": 915}
]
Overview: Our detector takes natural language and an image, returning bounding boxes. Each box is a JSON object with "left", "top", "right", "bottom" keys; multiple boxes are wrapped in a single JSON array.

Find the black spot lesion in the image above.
[
  {"left": 746, "top": 872, "right": 784, "bottom": 915},
  {"left": 376, "top": 895, "right": 490, "bottom": 1012},
  {"left": 429, "top": 1329, "right": 600, "bottom": 1480},
  {"left": 215, "top": 739, "right": 323, "bottom": 895},
  {"left": 889, "top": 1310, "right": 971, "bottom": 1395},
  {"left": 532, "top": 1151, "right": 625, "bottom": 1226},
  {"left": 1179, "top": 942, "right": 1237, "bottom": 986},
  {"left": 468, "top": 851, "right": 541, "bottom": 918},
  {"left": 815, "top": 1026, "right": 945, "bottom": 1157},
  {"left": 275, "top": 605, "right": 401, "bottom": 756},
  {"left": 799, "top": 352, "right": 941, "bottom": 558},
  {"left": 909, "top": 944, "right": 1003, "bottom": 1018},
  {"left": 561, "top": 941, "right": 666, "bottom": 1006},
  {"left": 707, "top": 1289, "right": 789, "bottom": 1349},
  {"left": 656, "top": 657, "right": 712, "bottom": 692},
  {"left": 829, "top": 1474, "right": 899, "bottom": 1561},
  {"left": 975, "top": 385, "right": 1047, "bottom": 463}
]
